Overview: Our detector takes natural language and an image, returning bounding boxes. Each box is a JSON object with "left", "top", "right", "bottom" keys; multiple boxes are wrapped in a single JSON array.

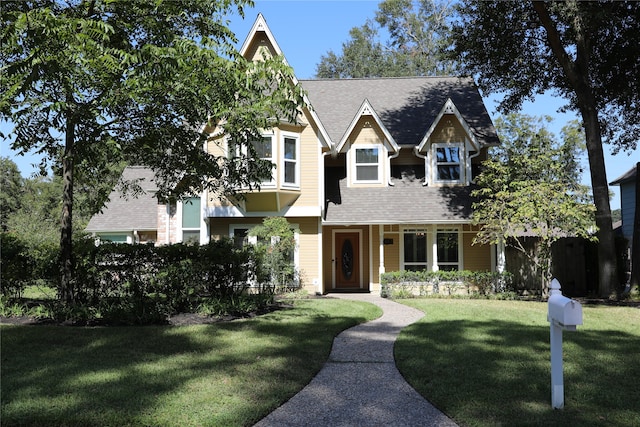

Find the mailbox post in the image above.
[{"left": 547, "top": 278, "right": 582, "bottom": 409}]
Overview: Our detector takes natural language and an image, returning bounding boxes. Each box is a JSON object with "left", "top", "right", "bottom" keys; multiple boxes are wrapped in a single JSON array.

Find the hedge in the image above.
[{"left": 380, "top": 270, "right": 514, "bottom": 298}]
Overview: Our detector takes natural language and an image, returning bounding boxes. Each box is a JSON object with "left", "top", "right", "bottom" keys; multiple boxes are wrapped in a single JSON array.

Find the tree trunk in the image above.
[
  {"left": 532, "top": 1, "right": 618, "bottom": 297},
  {"left": 581, "top": 106, "right": 618, "bottom": 297},
  {"left": 60, "top": 117, "right": 75, "bottom": 304}
]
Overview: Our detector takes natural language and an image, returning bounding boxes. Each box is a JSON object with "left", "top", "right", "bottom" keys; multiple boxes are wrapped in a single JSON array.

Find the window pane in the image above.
[
  {"left": 252, "top": 137, "right": 272, "bottom": 159},
  {"left": 436, "top": 147, "right": 460, "bottom": 163},
  {"left": 102, "top": 234, "right": 127, "bottom": 243},
  {"left": 404, "top": 232, "right": 427, "bottom": 263},
  {"left": 182, "top": 197, "right": 201, "bottom": 228},
  {"left": 233, "top": 229, "right": 248, "bottom": 248},
  {"left": 356, "top": 148, "right": 378, "bottom": 163},
  {"left": 284, "top": 137, "right": 296, "bottom": 160},
  {"left": 356, "top": 165, "right": 378, "bottom": 181},
  {"left": 182, "top": 231, "right": 200, "bottom": 245},
  {"left": 284, "top": 162, "right": 296, "bottom": 184},
  {"left": 437, "top": 165, "right": 460, "bottom": 180},
  {"left": 437, "top": 231, "right": 458, "bottom": 262}
]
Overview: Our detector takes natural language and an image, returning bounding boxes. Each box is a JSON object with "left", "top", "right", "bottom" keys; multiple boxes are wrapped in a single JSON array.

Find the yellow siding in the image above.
[
  {"left": 463, "top": 232, "right": 492, "bottom": 271},
  {"left": 431, "top": 115, "right": 467, "bottom": 144}
]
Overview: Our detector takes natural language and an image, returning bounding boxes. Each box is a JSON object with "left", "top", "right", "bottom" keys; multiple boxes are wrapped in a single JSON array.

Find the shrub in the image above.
[{"left": 381, "top": 270, "right": 514, "bottom": 299}]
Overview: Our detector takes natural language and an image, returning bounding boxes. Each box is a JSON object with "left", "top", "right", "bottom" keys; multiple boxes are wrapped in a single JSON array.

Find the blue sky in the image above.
[{"left": 1, "top": 0, "right": 637, "bottom": 209}]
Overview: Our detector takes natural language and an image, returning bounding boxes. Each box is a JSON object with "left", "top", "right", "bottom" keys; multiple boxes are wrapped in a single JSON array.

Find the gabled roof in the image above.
[
  {"left": 610, "top": 165, "right": 637, "bottom": 186},
  {"left": 416, "top": 98, "right": 481, "bottom": 153},
  {"left": 336, "top": 98, "right": 400, "bottom": 153},
  {"left": 85, "top": 166, "right": 158, "bottom": 232},
  {"left": 240, "top": 14, "right": 332, "bottom": 148},
  {"left": 300, "top": 77, "right": 499, "bottom": 148}
]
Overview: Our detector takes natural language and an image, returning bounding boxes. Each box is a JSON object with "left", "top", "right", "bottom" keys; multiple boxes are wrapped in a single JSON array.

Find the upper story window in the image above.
[
  {"left": 281, "top": 133, "right": 299, "bottom": 188},
  {"left": 354, "top": 146, "right": 381, "bottom": 183},
  {"left": 433, "top": 143, "right": 464, "bottom": 184},
  {"left": 252, "top": 135, "right": 275, "bottom": 186}
]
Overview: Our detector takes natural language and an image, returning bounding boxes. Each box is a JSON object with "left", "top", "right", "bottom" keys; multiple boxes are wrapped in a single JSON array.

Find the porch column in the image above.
[
  {"left": 432, "top": 228, "right": 439, "bottom": 271},
  {"left": 496, "top": 238, "right": 506, "bottom": 273},
  {"left": 379, "top": 225, "right": 385, "bottom": 276}
]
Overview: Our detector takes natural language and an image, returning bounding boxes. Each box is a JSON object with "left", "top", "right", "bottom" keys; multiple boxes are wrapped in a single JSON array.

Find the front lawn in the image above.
[
  {"left": 1, "top": 298, "right": 381, "bottom": 427},
  {"left": 395, "top": 299, "right": 640, "bottom": 427}
]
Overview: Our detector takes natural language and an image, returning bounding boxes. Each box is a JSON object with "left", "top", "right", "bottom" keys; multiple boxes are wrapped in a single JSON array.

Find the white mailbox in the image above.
[
  {"left": 548, "top": 292, "right": 583, "bottom": 331},
  {"left": 547, "top": 278, "right": 582, "bottom": 409}
]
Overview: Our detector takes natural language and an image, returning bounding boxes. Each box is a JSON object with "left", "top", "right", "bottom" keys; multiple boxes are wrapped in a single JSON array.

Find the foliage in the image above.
[
  {"left": 0, "top": 156, "right": 23, "bottom": 231},
  {"left": 315, "top": 0, "right": 457, "bottom": 78},
  {"left": 452, "top": 0, "right": 640, "bottom": 297},
  {"left": 1, "top": 238, "right": 271, "bottom": 325},
  {"left": 380, "top": 269, "right": 513, "bottom": 298},
  {"left": 472, "top": 114, "right": 596, "bottom": 293},
  {"left": 0, "top": 0, "right": 306, "bottom": 302},
  {"left": 249, "top": 217, "right": 300, "bottom": 292}
]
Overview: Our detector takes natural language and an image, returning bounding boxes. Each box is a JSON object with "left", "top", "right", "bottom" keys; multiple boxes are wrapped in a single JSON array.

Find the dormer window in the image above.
[
  {"left": 433, "top": 143, "right": 464, "bottom": 184},
  {"left": 354, "top": 146, "right": 382, "bottom": 183}
]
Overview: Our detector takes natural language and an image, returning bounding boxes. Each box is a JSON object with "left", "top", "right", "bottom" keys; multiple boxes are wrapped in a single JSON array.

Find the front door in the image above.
[{"left": 334, "top": 232, "right": 361, "bottom": 289}]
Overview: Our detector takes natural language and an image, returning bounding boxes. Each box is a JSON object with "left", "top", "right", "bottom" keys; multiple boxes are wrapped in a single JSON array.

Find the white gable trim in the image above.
[
  {"left": 336, "top": 99, "right": 399, "bottom": 154},
  {"left": 416, "top": 98, "right": 480, "bottom": 153},
  {"left": 239, "top": 14, "right": 332, "bottom": 149}
]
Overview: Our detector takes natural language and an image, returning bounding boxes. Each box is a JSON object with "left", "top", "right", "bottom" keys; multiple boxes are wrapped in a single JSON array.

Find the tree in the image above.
[
  {"left": 1, "top": 1, "right": 304, "bottom": 304},
  {"left": 0, "top": 157, "right": 23, "bottom": 232},
  {"left": 315, "top": 0, "right": 457, "bottom": 78},
  {"left": 249, "top": 217, "right": 298, "bottom": 292},
  {"left": 452, "top": 1, "right": 640, "bottom": 297},
  {"left": 472, "top": 114, "right": 596, "bottom": 294}
]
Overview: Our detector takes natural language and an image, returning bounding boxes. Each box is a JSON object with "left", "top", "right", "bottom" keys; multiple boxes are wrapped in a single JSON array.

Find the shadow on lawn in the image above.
[
  {"left": 0, "top": 304, "right": 371, "bottom": 427},
  {"left": 396, "top": 318, "right": 640, "bottom": 427}
]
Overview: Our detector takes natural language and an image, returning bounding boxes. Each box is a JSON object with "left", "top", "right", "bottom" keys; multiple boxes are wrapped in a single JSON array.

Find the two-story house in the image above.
[{"left": 87, "top": 14, "right": 502, "bottom": 295}]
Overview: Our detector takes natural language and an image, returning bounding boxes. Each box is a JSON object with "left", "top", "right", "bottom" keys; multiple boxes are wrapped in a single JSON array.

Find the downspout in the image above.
[
  {"left": 414, "top": 146, "right": 429, "bottom": 186},
  {"left": 387, "top": 147, "right": 400, "bottom": 186},
  {"left": 468, "top": 141, "right": 482, "bottom": 184}
]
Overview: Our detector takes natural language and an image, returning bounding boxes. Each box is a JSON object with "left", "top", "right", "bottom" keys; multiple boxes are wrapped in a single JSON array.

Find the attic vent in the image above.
[
  {"left": 362, "top": 105, "right": 373, "bottom": 116},
  {"left": 443, "top": 103, "right": 455, "bottom": 114}
]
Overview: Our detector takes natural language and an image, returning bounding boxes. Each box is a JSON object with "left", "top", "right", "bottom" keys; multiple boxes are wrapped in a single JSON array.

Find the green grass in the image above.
[
  {"left": 395, "top": 299, "right": 640, "bottom": 427},
  {"left": 1, "top": 299, "right": 382, "bottom": 427}
]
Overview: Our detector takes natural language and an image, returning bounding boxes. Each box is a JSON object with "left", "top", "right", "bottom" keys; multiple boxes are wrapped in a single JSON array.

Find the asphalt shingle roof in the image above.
[
  {"left": 300, "top": 76, "right": 499, "bottom": 147},
  {"left": 85, "top": 166, "right": 158, "bottom": 232},
  {"left": 324, "top": 177, "right": 475, "bottom": 224}
]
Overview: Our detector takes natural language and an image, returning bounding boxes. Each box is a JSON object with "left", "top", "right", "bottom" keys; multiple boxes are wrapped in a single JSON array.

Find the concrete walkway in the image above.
[{"left": 254, "top": 294, "right": 459, "bottom": 427}]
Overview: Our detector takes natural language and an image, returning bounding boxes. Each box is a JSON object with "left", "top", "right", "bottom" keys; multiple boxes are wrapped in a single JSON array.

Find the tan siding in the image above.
[
  {"left": 431, "top": 115, "right": 467, "bottom": 144},
  {"left": 463, "top": 232, "right": 492, "bottom": 271},
  {"left": 292, "top": 120, "right": 320, "bottom": 208},
  {"left": 295, "top": 217, "right": 321, "bottom": 293}
]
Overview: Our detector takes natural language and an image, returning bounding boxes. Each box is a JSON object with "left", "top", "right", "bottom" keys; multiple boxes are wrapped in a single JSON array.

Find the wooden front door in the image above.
[{"left": 335, "top": 232, "right": 360, "bottom": 289}]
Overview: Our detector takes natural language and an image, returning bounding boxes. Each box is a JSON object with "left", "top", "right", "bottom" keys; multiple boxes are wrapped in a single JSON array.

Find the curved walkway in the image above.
[{"left": 254, "top": 294, "right": 458, "bottom": 427}]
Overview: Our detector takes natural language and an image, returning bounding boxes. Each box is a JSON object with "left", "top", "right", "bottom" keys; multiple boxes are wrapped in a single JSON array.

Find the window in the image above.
[
  {"left": 354, "top": 147, "right": 381, "bottom": 182},
  {"left": 251, "top": 135, "right": 275, "bottom": 185},
  {"left": 403, "top": 229, "right": 428, "bottom": 271},
  {"left": 282, "top": 134, "right": 299, "bottom": 187},
  {"left": 433, "top": 143, "right": 464, "bottom": 183},
  {"left": 437, "top": 229, "right": 460, "bottom": 271},
  {"left": 182, "top": 197, "right": 201, "bottom": 244}
]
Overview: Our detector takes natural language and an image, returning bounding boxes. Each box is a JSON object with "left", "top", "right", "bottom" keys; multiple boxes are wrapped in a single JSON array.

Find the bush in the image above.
[{"left": 380, "top": 270, "right": 514, "bottom": 299}]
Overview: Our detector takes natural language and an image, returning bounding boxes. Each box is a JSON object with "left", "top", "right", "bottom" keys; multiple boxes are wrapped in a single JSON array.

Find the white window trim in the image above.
[
  {"left": 401, "top": 227, "right": 430, "bottom": 272},
  {"left": 351, "top": 144, "right": 384, "bottom": 185},
  {"left": 435, "top": 227, "right": 463, "bottom": 271},
  {"left": 280, "top": 131, "right": 300, "bottom": 189},
  {"left": 431, "top": 142, "right": 465, "bottom": 185},
  {"left": 178, "top": 197, "right": 205, "bottom": 244}
]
